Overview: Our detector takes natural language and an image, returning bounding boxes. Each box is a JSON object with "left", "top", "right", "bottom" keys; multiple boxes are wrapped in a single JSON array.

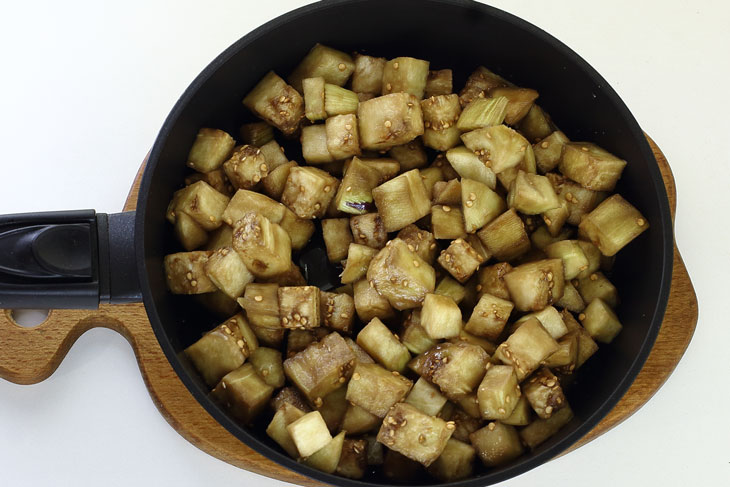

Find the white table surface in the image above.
[{"left": 1, "top": 1, "right": 728, "bottom": 485}]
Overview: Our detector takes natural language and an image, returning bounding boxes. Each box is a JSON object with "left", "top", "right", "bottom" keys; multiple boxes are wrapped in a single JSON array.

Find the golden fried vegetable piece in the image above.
[
  {"left": 578, "top": 194, "right": 649, "bottom": 256},
  {"left": 278, "top": 286, "right": 321, "bottom": 330},
  {"left": 223, "top": 145, "right": 269, "bottom": 190},
  {"left": 232, "top": 212, "right": 292, "bottom": 278},
  {"left": 243, "top": 71, "right": 304, "bottom": 135},
  {"left": 358, "top": 93, "right": 424, "bottom": 151},
  {"left": 164, "top": 251, "right": 216, "bottom": 294},
  {"left": 372, "top": 169, "right": 431, "bottom": 232},
  {"left": 346, "top": 363, "right": 413, "bottom": 418},
  {"left": 559, "top": 142, "right": 627, "bottom": 191},
  {"left": 186, "top": 128, "right": 235, "bottom": 173},
  {"left": 493, "top": 317, "right": 559, "bottom": 381},
  {"left": 357, "top": 318, "right": 411, "bottom": 372},
  {"left": 522, "top": 367, "right": 567, "bottom": 419}
]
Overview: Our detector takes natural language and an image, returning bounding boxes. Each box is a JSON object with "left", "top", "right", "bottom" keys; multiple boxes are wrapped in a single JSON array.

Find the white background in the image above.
[{"left": 1, "top": 1, "right": 728, "bottom": 486}]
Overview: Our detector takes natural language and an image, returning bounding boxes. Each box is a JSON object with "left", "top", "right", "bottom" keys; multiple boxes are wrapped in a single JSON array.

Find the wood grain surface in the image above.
[{"left": 0, "top": 137, "right": 697, "bottom": 486}]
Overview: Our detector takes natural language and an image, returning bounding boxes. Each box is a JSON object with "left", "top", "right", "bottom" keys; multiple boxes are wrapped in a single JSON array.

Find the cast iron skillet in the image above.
[{"left": 0, "top": 0, "right": 673, "bottom": 485}]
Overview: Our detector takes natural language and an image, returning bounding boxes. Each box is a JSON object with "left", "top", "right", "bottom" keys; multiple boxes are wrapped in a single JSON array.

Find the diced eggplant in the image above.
[
  {"left": 456, "top": 96, "right": 508, "bottom": 131},
  {"left": 533, "top": 130, "right": 569, "bottom": 173},
  {"left": 561, "top": 310, "right": 599, "bottom": 369},
  {"left": 267, "top": 403, "right": 307, "bottom": 457},
  {"left": 247, "top": 347, "right": 285, "bottom": 388},
  {"left": 460, "top": 179, "right": 504, "bottom": 234},
  {"left": 346, "top": 363, "right": 413, "bottom": 418},
  {"left": 288, "top": 44, "right": 354, "bottom": 93},
  {"left": 470, "top": 422, "right": 524, "bottom": 467},
  {"left": 212, "top": 363, "right": 273, "bottom": 424},
  {"left": 477, "top": 364, "right": 520, "bottom": 420},
  {"left": 381, "top": 56, "right": 430, "bottom": 99},
  {"left": 515, "top": 306, "right": 568, "bottom": 340},
  {"left": 341, "top": 403, "right": 381, "bottom": 435},
  {"left": 352, "top": 279, "right": 396, "bottom": 323},
  {"left": 578, "top": 194, "right": 649, "bottom": 256},
  {"left": 352, "top": 54, "right": 386, "bottom": 94},
  {"left": 581, "top": 298, "right": 622, "bottom": 343},
  {"left": 522, "top": 367, "right": 566, "bottom": 419},
  {"left": 559, "top": 142, "right": 627, "bottom": 191},
  {"left": 174, "top": 181, "right": 230, "bottom": 231},
  {"left": 278, "top": 286, "right": 321, "bottom": 330},
  {"left": 164, "top": 251, "right": 217, "bottom": 294},
  {"left": 324, "top": 84, "right": 359, "bottom": 116},
  {"left": 232, "top": 212, "right": 292, "bottom": 278},
  {"left": 287, "top": 329, "right": 318, "bottom": 358},
  {"left": 477, "top": 262, "right": 512, "bottom": 301},
  {"left": 377, "top": 402, "right": 453, "bottom": 467},
  {"left": 503, "top": 259, "right": 565, "bottom": 312},
  {"left": 493, "top": 317, "right": 558, "bottom": 381},
  {"left": 243, "top": 71, "right": 304, "bottom": 135},
  {"left": 396, "top": 224, "right": 438, "bottom": 264},
  {"left": 301, "top": 124, "right": 336, "bottom": 164},
  {"left": 427, "top": 438, "right": 476, "bottom": 482},
  {"left": 544, "top": 331, "right": 579, "bottom": 370},
  {"left": 502, "top": 395, "right": 532, "bottom": 426},
  {"left": 195, "top": 289, "right": 240, "bottom": 319},
  {"left": 238, "top": 282, "right": 280, "bottom": 329},
  {"left": 367, "top": 238, "right": 436, "bottom": 310},
  {"left": 344, "top": 337, "right": 374, "bottom": 364},
  {"left": 222, "top": 188, "right": 286, "bottom": 227},
  {"left": 476, "top": 209, "right": 530, "bottom": 262},
  {"left": 186, "top": 128, "right": 235, "bottom": 173},
  {"left": 405, "top": 377, "right": 449, "bottom": 416},
  {"left": 433, "top": 179, "right": 462, "bottom": 206},
  {"left": 389, "top": 138, "right": 429, "bottom": 171},
  {"left": 547, "top": 173, "right": 607, "bottom": 226},
  {"left": 415, "top": 341, "right": 489, "bottom": 400},
  {"left": 459, "top": 66, "right": 511, "bottom": 107},
  {"left": 555, "top": 280, "right": 586, "bottom": 313},
  {"left": 529, "top": 225, "right": 572, "bottom": 252},
  {"left": 461, "top": 125, "right": 530, "bottom": 174},
  {"left": 272, "top": 387, "right": 311, "bottom": 414},
  {"left": 223, "top": 145, "right": 269, "bottom": 190},
  {"left": 203, "top": 247, "right": 253, "bottom": 299},
  {"left": 336, "top": 438, "right": 368, "bottom": 479},
  {"left": 303, "top": 76, "right": 327, "bottom": 121},
  {"left": 465, "top": 293, "right": 514, "bottom": 341},
  {"left": 425, "top": 69, "right": 453, "bottom": 97},
  {"left": 173, "top": 212, "right": 208, "bottom": 251},
  {"left": 542, "top": 198, "right": 570, "bottom": 237},
  {"left": 184, "top": 317, "right": 250, "bottom": 387},
  {"left": 445, "top": 146, "right": 497, "bottom": 190},
  {"left": 321, "top": 218, "right": 353, "bottom": 263},
  {"left": 341, "top": 243, "right": 378, "bottom": 284},
  {"left": 316, "top": 386, "right": 349, "bottom": 433},
  {"left": 401, "top": 311, "right": 438, "bottom": 355},
  {"left": 431, "top": 205, "right": 466, "bottom": 240},
  {"left": 185, "top": 168, "right": 233, "bottom": 197},
  {"left": 258, "top": 139, "right": 289, "bottom": 171},
  {"left": 421, "top": 293, "right": 462, "bottom": 340},
  {"left": 325, "top": 113, "right": 361, "bottom": 160},
  {"left": 283, "top": 332, "right": 356, "bottom": 402},
  {"left": 304, "top": 431, "right": 346, "bottom": 474},
  {"left": 519, "top": 404, "right": 574, "bottom": 450},
  {"left": 358, "top": 93, "right": 424, "bottom": 151},
  {"left": 516, "top": 104, "right": 554, "bottom": 143},
  {"left": 372, "top": 169, "right": 431, "bottom": 232},
  {"left": 287, "top": 410, "right": 333, "bottom": 457},
  {"left": 239, "top": 122, "right": 274, "bottom": 147},
  {"left": 507, "top": 170, "right": 561, "bottom": 215},
  {"left": 576, "top": 271, "right": 619, "bottom": 308},
  {"left": 435, "top": 276, "right": 466, "bottom": 304},
  {"left": 281, "top": 166, "right": 339, "bottom": 219},
  {"left": 320, "top": 292, "right": 355, "bottom": 334},
  {"left": 420, "top": 94, "right": 462, "bottom": 151},
  {"left": 489, "top": 87, "right": 539, "bottom": 125},
  {"left": 357, "top": 318, "right": 411, "bottom": 372}
]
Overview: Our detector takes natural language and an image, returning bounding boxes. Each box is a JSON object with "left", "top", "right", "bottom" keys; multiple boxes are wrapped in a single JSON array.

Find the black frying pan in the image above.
[{"left": 0, "top": 1, "right": 673, "bottom": 485}]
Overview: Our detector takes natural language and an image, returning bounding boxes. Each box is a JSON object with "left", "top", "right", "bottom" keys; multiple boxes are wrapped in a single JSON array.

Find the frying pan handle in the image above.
[{"left": 0, "top": 210, "right": 141, "bottom": 309}]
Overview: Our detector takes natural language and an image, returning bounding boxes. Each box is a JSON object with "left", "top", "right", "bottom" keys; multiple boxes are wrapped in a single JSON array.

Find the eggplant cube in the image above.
[
  {"left": 579, "top": 194, "right": 649, "bottom": 256},
  {"left": 516, "top": 305, "right": 568, "bottom": 340},
  {"left": 421, "top": 293, "right": 462, "bottom": 339},
  {"left": 288, "top": 44, "right": 354, "bottom": 93},
  {"left": 559, "top": 142, "right": 627, "bottom": 191},
  {"left": 401, "top": 311, "right": 437, "bottom": 355},
  {"left": 476, "top": 209, "right": 530, "bottom": 262},
  {"left": 326, "top": 113, "right": 361, "bottom": 159},
  {"left": 477, "top": 364, "right": 520, "bottom": 421},
  {"left": 346, "top": 363, "right": 413, "bottom": 418},
  {"left": 283, "top": 332, "right": 356, "bottom": 402},
  {"left": 186, "top": 128, "right": 235, "bottom": 173},
  {"left": 465, "top": 293, "right": 514, "bottom": 341},
  {"left": 352, "top": 54, "right": 386, "bottom": 94},
  {"left": 341, "top": 243, "right": 378, "bottom": 284},
  {"left": 367, "top": 238, "right": 436, "bottom": 310},
  {"left": 461, "top": 125, "right": 530, "bottom": 174},
  {"left": 381, "top": 56, "right": 430, "bottom": 99},
  {"left": 425, "top": 69, "right": 453, "bottom": 97},
  {"left": 427, "top": 438, "right": 476, "bottom": 482},
  {"left": 204, "top": 247, "right": 253, "bottom": 299},
  {"left": 371, "top": 169, "right": 431, "bottom": 232},
  {"left": 222, "top": 188, "right": 286, "bottom": 228},
  {"left": 232, "top": 212, "right": 292, "bottom": 278},
  {"left": 489, "top": 87, "right": 539, "bottom": 125},
  {"left": 533, "top": 130, "right": 569, "bottom": 173},
  {"left": 459, "top": 66, "right": 510, "bottom": 107},
  {"left": 582, "top": 298, "right": 623, "bottom": 343},
  {"left": 377, "top": 402, "right": 452, "bottom": 467},
  {"left": 353, "top": 279, "right": 396, "bottom": 323},
  {"left": 267, "top": 403, "right": 307, "bottom": 457},
  {"left": 431, "top": 205, "right": 467, "bottom": 240},
  {"left": 576, "top": 271, "right": 619, "bottom": 308},
  {"left": 174, "top": 212, "right": 208, "bottom": 251},
  {"left": 357, "top": 318, "right": 411, "bottom": 373},
  {"left": 341, "top": 404, "right": 381, "bottom": 435},
  {"left": 396, "top": 224, "right": 438, "bottom": 264},
  {"left": 522, "top": 367, "right": 566, "bottom": 419},
  {"left": 477, "top": 262, "right": 513, "bottom": 301},
  {"left": 164, "top": 251, "right": 216, "bottom": 295},
  {"left": 351, "top": 213, "right": 388, "bottom": 249},
  {"left": 506, "top": 170, "right": 560, "bottom": 215},
  {"left": 503, "top": 259, "right": 565, "bottom": 312},
  {"left": 281, "top": 166, "right": 338, "bottom": 219},
  {"left": 421, "top": 94, "right": 462, "bottom": 151},
  {"left": 184, "top": 318, "right": 249, "bottom": 387},
  {"left": 358, "top": 93, "right": 424, "bottom": 151},
  {"left": 243, "top": 71, "right": 304, "bottom": 135},
  {"left": 544, "top": 240, "right": 589, "bottom": 280},
  {"left": 461, "top": 178, "right": 505, "bottom": 233},
  {"left": 239, "top": 121, "right": 274, "bottom": 147},
  {"left": 237, "top": 282, "right": 280, "bottom": 329},
  {"left": 301, "top": 124, "right": 336, "bottom": 164},
  {"left": 175, "top": 181, "right": 230, "bottom": 231},
  {"left": 278, "top": 286, "right": 321, "bottom": 330},
  {"left": 470, "top": 422, "right": 524, "bottom": 467},
  {"left": 249, "top": 347, "right": 285, "bottom": 388},
  {"left": 494, "top": 317, "right": 559, "bottom": 381},
  {"left": 520, "top": 404, "right": 574, "bottom": 450},
  {"left": 321, "top": 292, "right": 355, "bottom": 333},
  {"left": 287, "top": 411, "right": 333, "bottom": 458},
  {"left": 336, "top": 438, "right": 369, "bottom": 479},
  {"left": 405, "top": 377, "right": 448, "bottom": 416},
  {"left": 418, "top": 341, "right": 489, "bottom": 400},
  {"left": 434, "top": 276, "right": 466, "bottom": 305},
  {"left": 303, "top": 76, "right": 327, "bottom": 122},
  {"left": 223, "top": 145, "right": 269, "bottom": 190},
  {"left": 212, "top": 363, "right": 274, "bottom": 424},
  {"left": 438, "top": 238, "right": 484, "bottom": 284},
  {"left": 304, "top": 431, "right": 346, "bottom": 474}
]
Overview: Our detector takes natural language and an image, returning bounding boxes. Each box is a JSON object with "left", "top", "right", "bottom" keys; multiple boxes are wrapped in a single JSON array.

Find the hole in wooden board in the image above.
[{"left": 10, "top": 309, "right": 50, "bottom": 328}]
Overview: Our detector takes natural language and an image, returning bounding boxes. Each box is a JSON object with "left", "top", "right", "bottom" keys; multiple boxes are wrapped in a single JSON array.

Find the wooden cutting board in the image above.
[{"left": 0, "top": 136, "right": 697, "bottom": 487}]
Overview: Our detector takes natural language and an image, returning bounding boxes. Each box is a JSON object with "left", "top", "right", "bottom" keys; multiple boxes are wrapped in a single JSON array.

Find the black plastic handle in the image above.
[{"left": 0, "top": 210, "right": 142, "bottom": 309}]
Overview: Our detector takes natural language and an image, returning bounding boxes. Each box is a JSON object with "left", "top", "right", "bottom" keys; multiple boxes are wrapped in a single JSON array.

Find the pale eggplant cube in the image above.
[
  {"left": 239, "top": 121, "right": 274, "bottom": 147},
  {"left": 345, "top": 337, "right": 375, "bottom": 364},
  {"left": 184, "top": 319, "right": 249, "bottom": 388},
  {"left": 461, "top": 125, "right": 530, "bottom": 174},
  {"left": 503, "top": 259, "right": 565, "bottom": 312},
  {"left": 281, "top": 166, "right": 339, "bottom": 219},
  {"left": 476, "top": 209, "right": 530, "bottom": 262},
  {"left": 544, "top": 240, "right": 589, "bottom": 280},
  {"left": 434, "top": 276, "right": 466, "bottom": 305},
  {"left": 222, "top": 188, "right": 287, "bottom": 228},
  {"left": 212, "top": 363, "right": 273, "bottom": 424},
  {"left": 493, "top": 317, "right": 559, "bottom": 381},
  {"left": 477, "top": 262, "right": 513, "bottom": 301},
  {"left": 396, "top": 224, "right": 438, "bottom": 264},
  {"left": 283, "top": 332, "right": 356, "bottom": 402},
  {"left": 388, "top": 139, "right": 429, "bottom": 171},
  {"left": 321, "top": 218, "right": 353, "bottom": 263},
  {"left": 357, "top": 318, "right": 411, "bottom": 373},
  {"left": 185, "top": 168, "right": 234, "bottom": 198},
  {"left": 352, "top": 279, "right": 396, "bottom": 323},
  {"left": 431, "top": 205, "right": 466, "bottom": 240},
  {"left": 371, "top": 169, "right": 431, "bottom": 232},
  {"left": 186, "top": 128, "right": 235, "bottom": 173},
  {"left": 303, "top": 76, "right": 327, "bottom": 121},
  {"left": 175, "top": 180, "right": 230, "bottom": 231},
  {"left": 417, "top": 341, "right": 489, "bottom": 400},
  {"left": 578, "top": 194, "right": 649, "bottom": 256},
  {"left": 477, "top": 364, "right": 520, "bottom": 421},
  {"left": 515, "top": 305, "right": 568, "bottom": 340},
  {"left": 243, "top": 71, "right": 304, "bottom": 135},
  {"left": 458, "top": 66, "right": 511, "bottom": 107},
  {"left": 421, "top": 293, "right": 462, "bottom": 340},
  {"left": 465, "top": 293, "right": 514, "bottom": 341},
  {"left": 267, "top": 403, "right": 307, "bottom": 457},
  {"left": 204, "top": 246, "right": 254, "bottom": 299},
  {"left": 341, "top": 404, "right": 381, "bottom": 435},
  {"left": 320, "top": 292, "right": 355, "bottom": 334},
  {"left": 405, "top": 377, "right": 449, "bottom": 416},
  {"left": 461, "top": 178, "right": 505, "bottom": 233},
  {"left": 533, "top": 130, "right": 569, "bottom": 173},
  {"left": 437, "top": 238, "right": 484, "bottom": 284},
  {"left": 506, "top": 170, "right": 561, "bottom": 215},
  {"left": 502, "top": 395, "right": 532, "bottom": 426},
  {"left": 325, "top": 113, "right": 361, "bottom": 159},
  {"left": 367, "top": 238, "right": 436, "bottom": 310},
  {"left": 427, "top": 438, "right": 475, "bottom": 482},
  {"left": 223, "top": 145, "right": 269, "bottom": 190},
  {"left": 288, "top": 44, "right": 354, "bottom": 93},
  {"left": 424, "top": 69, "right": 453, "bottom": 97},
  {"left": 341, "top": 243, "right": 378, "bottom": 284},
  {"left": 335, "top": 438, "right": 368, "bottom": 479},
  {"left": 232, "top": 212, "right": 292, "bottom": 278},
  {"left": 456, "top": 96, "right": 508, "bottom": 131},
  {"left": 489, "top": 87, "right": 539, "bottom": 125},
  {"left": 522, "top": 367, "right": 566, "bottom": 419},
  {"left": 324, "top": 84, "right": 360, "bottom": 116},
  {"left": 559, "top": 142, "right": 627, "bottom": 191},
  {"left": 470, "top": 422, "right": 524, "bottom": 467},
  {"left": 377, "top": 402, "right": 453, "bottom": 468},
  {"left": 576, "top": 271, "right": 619, "bottom": 308},
  {"left": 352, "top": 54, "right": 386, "bottom": 94},
  {"left": 350, "top": 213, "right": 388, "bottom": 249},
  {"left": 237, "top": 282, "right": 280, "bottom": 329},
  {"left": 346, "top": 363, "right": 413, "bottom": 418},
  {"left": 381, "top": 56, "right": 430, "bottom": 99},
  {"left": 278, "top": 286, "right": 321, "bottom": 330},
  {"left": 287, "top": 411, "right": 333, "bottom": 458},
  {"left": 401, "top": 311, "right": 438, "bottom": 355},
  {"left": 174, "top": 212, "right": 208, "bottom": 251},
  {"left": 358, "top": 93, "right": 424, "bottom": 151},
  {"left": 520, "top": 404, "right": 574, "bottom": 450},
  {"left": 258, "top": 139, "right": 290, "bottom": 171},
  {"left": 248, "top": 346, "right": 285, "bottom": 388},
  {"left": 582, "top": 298, "right": 623, "bottom": 343},
  {"left": 303, "top": 431, "right": 346, "bottom": 474},
  {"left": 262, "top": 161, "right": 297, "bottom": 200},
  {"left": 301, "top": 124, "right": 336, "bottom": 164},
  {"left": 446, "top": 146, "right": 497, "bottom": 190},
  {"left": 164, "top": 251, "right": 217, "bottom": 295}
]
